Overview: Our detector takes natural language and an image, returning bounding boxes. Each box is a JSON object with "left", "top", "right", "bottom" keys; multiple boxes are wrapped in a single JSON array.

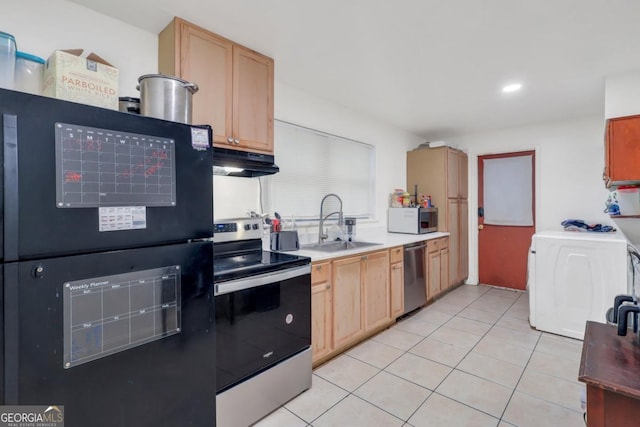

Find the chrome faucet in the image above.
[{"left": 318, "top": 193, "right": 344, "bottom": 244}]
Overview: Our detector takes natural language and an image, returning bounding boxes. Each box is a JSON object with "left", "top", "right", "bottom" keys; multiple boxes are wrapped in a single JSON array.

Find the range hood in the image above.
[{"left": 212, "top": 146, "right": 279, "bottom": 177}]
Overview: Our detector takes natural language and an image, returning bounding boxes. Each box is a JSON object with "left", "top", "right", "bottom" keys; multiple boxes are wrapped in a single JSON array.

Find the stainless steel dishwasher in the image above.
[{"left": 404, "top": 241, "right": 427, "bottom": 314}]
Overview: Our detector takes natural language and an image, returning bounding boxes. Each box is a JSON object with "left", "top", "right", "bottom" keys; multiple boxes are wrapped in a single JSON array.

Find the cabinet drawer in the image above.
[
  {"left": 312, "top": 262, "right": 330, "bottom": 284},
  {"left": 427, "top": 239, "right": 440, "bottom": 253},
  {"left": 389, "top": 246, "right": 403, "bottom": 264},
  {"left": 439, "top": 237, "right": 449, "bottom": 249}
]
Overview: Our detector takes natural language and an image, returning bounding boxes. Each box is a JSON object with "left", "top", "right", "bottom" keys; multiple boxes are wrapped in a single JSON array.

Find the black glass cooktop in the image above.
[{"left": 213, "top": 249, "right": 310, "bottom": 283}]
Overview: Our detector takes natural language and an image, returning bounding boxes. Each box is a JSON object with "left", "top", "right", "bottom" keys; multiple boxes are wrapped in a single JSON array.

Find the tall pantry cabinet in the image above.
[{"left": 407, "top": 147, "right": 468, "bottom": 288}]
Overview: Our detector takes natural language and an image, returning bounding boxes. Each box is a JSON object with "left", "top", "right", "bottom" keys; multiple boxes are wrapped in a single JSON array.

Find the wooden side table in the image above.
[{"left": 579, "top": 321, "right": 640, "bottom": 426}]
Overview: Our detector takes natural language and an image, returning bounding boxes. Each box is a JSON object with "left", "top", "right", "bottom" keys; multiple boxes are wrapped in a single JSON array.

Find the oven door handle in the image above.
[{"left": 215, "top": 265, "right": 311, "bottom": 296}]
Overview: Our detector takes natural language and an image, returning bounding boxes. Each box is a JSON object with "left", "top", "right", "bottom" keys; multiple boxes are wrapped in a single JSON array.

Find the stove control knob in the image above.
[
  {"left": 244, "top": 224, "right": 251, "bottom": 231},
  {"left": 252, "top": 224, "right": 259, "bottom": 230}
]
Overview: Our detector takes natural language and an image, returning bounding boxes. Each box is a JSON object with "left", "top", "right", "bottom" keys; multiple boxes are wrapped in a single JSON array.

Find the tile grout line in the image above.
[
  {"left": 312, "top": 368, "right": 412, "bottom": 426},
  {"left": 505, "top": 337, "right": 586, "bottom": 416},
  {"left": 471, "top": 288, "right": 538, "bottom": 425},
  {"left": 398, "top": 286, "right": 512, "bottom": 423},
  {"left": 429, "top": 291, "right": 520, "bottom": 414},
  {"left": 415, "top": 288, "right": 536, "bottom": 423},
  {"left": 496, "top": 331, "right": 543, "bottom": 423},
  {"left": 280, "top": 406, "right": 312, "bottom": 427},
  {"left": 345, "top": 286, "right": 494, "bottom": 424},
  {"left": 310, "top": 356, "right": 408, "bottom": 425},
  {"left": 492, "top": 292, "right": 587, "bottom": 421},
  {"left": 303, "top": 286, "right": 529, "bottom": 426}
]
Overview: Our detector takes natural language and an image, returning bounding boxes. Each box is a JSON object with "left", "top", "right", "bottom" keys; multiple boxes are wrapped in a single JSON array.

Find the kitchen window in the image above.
[{"left": 261, "top": 120, "right": 375, "bottom": 221}]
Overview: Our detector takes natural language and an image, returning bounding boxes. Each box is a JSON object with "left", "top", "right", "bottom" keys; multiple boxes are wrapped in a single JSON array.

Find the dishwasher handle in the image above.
[{"left": 404, "top": 242, "right": 426, "bottom": 252}]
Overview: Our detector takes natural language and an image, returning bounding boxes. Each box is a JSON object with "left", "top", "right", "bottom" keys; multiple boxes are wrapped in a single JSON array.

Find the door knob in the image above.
[{"left": 478, "top": 224, "right": 484, "bottom": 230}]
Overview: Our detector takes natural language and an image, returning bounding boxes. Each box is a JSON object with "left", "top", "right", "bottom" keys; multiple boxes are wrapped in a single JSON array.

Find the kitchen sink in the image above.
[{"left": 302, "top": 241, "right": 382, "bottom": 252}]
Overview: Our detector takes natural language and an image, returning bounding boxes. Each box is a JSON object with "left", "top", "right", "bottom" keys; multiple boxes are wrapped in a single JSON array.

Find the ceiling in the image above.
[{"left": 70, "top": 0, "right": 640, "bottom": 139}]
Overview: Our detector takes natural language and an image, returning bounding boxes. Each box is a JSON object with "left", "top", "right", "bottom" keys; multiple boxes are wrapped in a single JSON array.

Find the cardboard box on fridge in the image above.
[{"left": 43, "top": 49, "right": 119, "bottom": 110}]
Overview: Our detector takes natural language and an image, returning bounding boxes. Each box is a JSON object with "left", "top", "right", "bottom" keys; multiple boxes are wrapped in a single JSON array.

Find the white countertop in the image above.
[{"left": 275, "top": 230, "right": 450, "bottom": 262}]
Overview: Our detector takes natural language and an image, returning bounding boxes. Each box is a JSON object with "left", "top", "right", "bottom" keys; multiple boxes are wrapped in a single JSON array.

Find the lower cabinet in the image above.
[
  {"left": 332, "top": 256, "right": 364, "bottom": 350},
  {"left": 440, "top": 238, "right": 450, "bottom": 292},
  {"left": 311, "top": 241, "right": 444, "bottom": 366},
  {"left": 312, "top": 249, "right": 392, "bottom": 365},
  {"left": 332, "top": 250, "right": 390, "bottom": 350},
  {"left": 311, "top": 262, "right": 332, "bottom": 362},
  {"left": 389, "top": 246, "right": 404, "bottom": 318},
  {"left": 363, "top": 251, "right": 391, "bottom": 332},
  {"left": 426, "top": 237, "right": 450, "bottom": 300},
  {"left": 427, "top": 239, "right": 441, "bottom": 299}
]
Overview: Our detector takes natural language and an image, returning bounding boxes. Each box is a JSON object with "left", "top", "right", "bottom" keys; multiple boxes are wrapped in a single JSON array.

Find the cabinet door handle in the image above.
[
  {"left": 315, "top": 265, "right": 323, "bottom": 271},
  {"left": 234, "top": 139, "right": 240, "bottom": 145},
  {"left": 361, "top": 255, "right": 368, "bottom": 261},
  {"left": 326, "top": 283, "right": 330, "bottom": 290},
  {"left": 227, "top": 137, "right": 234, "bottom": 144}
]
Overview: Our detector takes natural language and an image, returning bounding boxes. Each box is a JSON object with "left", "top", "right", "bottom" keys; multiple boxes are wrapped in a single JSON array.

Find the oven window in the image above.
[{"left": 215, "top": 273, "right": 311, "bottom": 392}]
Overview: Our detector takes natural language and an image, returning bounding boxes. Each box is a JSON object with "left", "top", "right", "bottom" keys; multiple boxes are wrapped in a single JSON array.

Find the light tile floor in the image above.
[{"left": 253, "top": 285, "right": 586, "bottom": 427}]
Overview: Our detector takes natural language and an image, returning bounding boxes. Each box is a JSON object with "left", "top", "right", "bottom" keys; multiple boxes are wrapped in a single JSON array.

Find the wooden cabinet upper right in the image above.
[
  {"left": 159, "top": 17, "right": 274, "bottom": 154},
  {"left": 604, "top": 115, "right": 640, "bottom": 187}
]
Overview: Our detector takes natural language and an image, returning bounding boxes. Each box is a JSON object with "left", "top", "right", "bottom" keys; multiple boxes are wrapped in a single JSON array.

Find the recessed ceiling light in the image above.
[{"left": 502, "top": 83, "right": 522, "bottom": 93}]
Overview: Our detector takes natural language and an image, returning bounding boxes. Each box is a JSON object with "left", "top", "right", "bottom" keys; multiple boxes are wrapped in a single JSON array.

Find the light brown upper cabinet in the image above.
[
  {"left": 159, "top": 18, "right": 274, "bottom": 154},
  {"left": 604, "top": 115, "right": 640, "bottom": 187}
]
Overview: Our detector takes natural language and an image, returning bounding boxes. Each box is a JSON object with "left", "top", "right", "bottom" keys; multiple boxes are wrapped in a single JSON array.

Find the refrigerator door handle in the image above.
[{"left": 3, "top": 114, "right": 19, "bottom": 261}]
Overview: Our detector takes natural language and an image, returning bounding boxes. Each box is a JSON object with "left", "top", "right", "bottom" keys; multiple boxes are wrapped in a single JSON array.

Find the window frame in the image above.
[{"left": 261, "top": 120, "right": 376, "bottom": 223}]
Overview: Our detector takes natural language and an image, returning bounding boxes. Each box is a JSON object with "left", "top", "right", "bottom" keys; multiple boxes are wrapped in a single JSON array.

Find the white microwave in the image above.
[{"left": 388, "top": 207, "right": 438, "bottom": 234}]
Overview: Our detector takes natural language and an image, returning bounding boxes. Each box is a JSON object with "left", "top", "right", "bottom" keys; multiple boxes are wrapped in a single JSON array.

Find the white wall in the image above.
[
  {"left": 447, "top": 116, "right": 613, "bottom": 285},
  {"left": 2, "top": 1, "right": 423, "bottom": 228},
  {"left": 1, "top": 0, "right": 158, "bottom": 96},
  {"left": 605, "top": 70, "right": 640, "bottom": 118},
  {"left": 214, "top": 82, "right": 424, "bottom": 230},
  {"left": 274, "top": 82, "right": 424, "bottom": 222}
]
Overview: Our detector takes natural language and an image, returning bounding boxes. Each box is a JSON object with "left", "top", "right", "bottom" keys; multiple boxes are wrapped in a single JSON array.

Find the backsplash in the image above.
[{"left": 213, "top": 176, "right": 261, "bottom": 219}]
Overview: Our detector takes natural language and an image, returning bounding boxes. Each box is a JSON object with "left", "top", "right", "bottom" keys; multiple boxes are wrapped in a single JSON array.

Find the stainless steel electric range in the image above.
[{"left": 213, "top": 217, "right": 312, "bottom": 427}]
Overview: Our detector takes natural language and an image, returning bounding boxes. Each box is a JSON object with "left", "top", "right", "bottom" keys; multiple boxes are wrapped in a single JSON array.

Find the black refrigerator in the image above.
[{"left": 0, "top": 89, "right": 215, "bottom": 426}]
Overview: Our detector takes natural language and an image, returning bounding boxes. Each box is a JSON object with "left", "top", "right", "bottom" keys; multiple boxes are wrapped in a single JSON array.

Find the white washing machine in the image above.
[{"left": 528, "top": 231, "right": 628, "bottom": 340}]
